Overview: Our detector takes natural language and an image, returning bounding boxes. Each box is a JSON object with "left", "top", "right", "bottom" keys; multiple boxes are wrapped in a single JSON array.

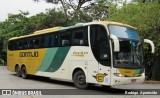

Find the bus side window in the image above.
[
  {"left": 60, "top": 31, "right": 70, "bottom": 46},
  {"left": 45, "top": 34, "right": 55, "bottom": 48},
  {"left": 19, "top": 41, "right": 23, "bottom": 50},
  {"left": 83, "top": 27, "right": 88, "bottom": 46},
  {"left": 11, "top": 41, "right": 15, "bottom": 50},
  {"left": 23, "top": 40, "right": 28, "bottom": 49},
  {"left": 29, "top": 38, "right": 33, "bottom": 49},
  {"left": 40, "top": 37, "right": 45, "bottom": 48},
  {"left": 15, "top": 41, "right": 18, "bottom": 50},
  {"left": 8, "top": 41, "right": 14, "bottom": 50},
  {"left": 72, "top": 29, "right": 83, "bottom": 46},
  {"left": 72, "top": 27, "right": 88, "bottom": 46},
  {"left": 12, "top": 42, "right": 16, "bottom": 50},
  {"left": 49, "top": 34, "right": 55, "bottom": 47},
  {"left": 34, "top": 38, "right": 40, "bottom": 48},
  {"left": 55, "top": 33, "right": 60, "bottom": 47}
]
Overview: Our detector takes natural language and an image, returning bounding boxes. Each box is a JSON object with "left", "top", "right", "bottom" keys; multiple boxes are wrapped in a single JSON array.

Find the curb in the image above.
[{"left": 144, "top": 81, "right": 160, "bottom": 84}]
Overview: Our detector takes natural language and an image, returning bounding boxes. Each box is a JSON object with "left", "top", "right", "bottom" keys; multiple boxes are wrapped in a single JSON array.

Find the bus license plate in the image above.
[{"left": 131, "top": 79, "right": 136, "bottom": 83}]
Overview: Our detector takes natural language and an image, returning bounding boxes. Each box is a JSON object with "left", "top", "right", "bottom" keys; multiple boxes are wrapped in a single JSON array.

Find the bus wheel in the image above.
[
  {"left": 21, "top": 66, "right": 27, "bottom": 79},
  {"left": 73, "top": 70, "right": 89, "bottom": 89},
  {"left": 15, "top": 66, "right": 21, "bottom": 77}
]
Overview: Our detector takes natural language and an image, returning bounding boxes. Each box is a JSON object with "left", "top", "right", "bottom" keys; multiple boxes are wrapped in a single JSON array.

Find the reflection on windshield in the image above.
[
  {"left": 108, "top": 25, "right": 140, "bottom": 40},
  {"left": 114, "top": 40, "right": 143, "bottom": 69}
]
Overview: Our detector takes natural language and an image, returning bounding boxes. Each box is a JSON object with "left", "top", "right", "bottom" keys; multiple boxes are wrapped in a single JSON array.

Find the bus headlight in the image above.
[
  {"left": 114, "top": 73, "right": 124, "bottom": 77},
  {"left": 141, "top": 73, "right": 145, "bottom": 76}
]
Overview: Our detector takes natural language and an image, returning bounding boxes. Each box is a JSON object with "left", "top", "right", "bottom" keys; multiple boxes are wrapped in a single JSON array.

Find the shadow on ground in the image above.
[{"left": 11, "top": 74, "right": 132, "bottom": 95}]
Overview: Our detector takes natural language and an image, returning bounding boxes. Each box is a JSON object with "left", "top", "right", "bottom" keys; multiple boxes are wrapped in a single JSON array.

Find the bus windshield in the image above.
[
  {"left": 108, "top": 25, "right": 140, "bottom": 40},
  {"left": 108, "top": 25, "right": 144, "bottom": 69}
]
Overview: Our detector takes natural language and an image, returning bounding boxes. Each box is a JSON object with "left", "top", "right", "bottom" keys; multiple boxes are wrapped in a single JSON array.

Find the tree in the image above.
[
  {"left": 33, "top": 0, "right": 93, "bottom": 25},
  {"left": 83, "top": 0, "right": 110, "bottom": 20},
  {"left": 33, "top": 0, "right": 111, "bottom": 24},
  {"left": 29, "top": 8, "right": 67, "bottom": 30},
  {"left": 0, "top": 9, "right": 67, "bottom": 51},
  {"left": 0, "top": 11, "right": 30, "bottom": 50}
]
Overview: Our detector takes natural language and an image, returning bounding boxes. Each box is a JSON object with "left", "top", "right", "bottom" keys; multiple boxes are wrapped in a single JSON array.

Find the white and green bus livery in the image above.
[{"left": 7, "top": 21, "right": 155, "bottom": 89}]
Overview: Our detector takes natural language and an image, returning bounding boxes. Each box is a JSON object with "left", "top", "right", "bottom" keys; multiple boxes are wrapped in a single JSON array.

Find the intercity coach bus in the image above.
[{"left": 7, "top": 21, "right": 155, "bottom": 89}]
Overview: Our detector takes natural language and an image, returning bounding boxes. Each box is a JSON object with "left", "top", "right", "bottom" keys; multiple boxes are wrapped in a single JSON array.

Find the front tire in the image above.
[
  {"left": 21, "top": 66, "right": 28, "bottom": 79},
  {"left": 73, "top": 70, "right": 89, "bottom": 89}
]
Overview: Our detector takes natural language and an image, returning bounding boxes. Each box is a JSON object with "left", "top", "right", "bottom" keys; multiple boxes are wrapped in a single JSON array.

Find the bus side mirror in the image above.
[
  {"left": 144, "top": 39, "right": 155, "bottom": 53},
  {"left": 110, "top": 34, "right": 120, "bottom": 52}
]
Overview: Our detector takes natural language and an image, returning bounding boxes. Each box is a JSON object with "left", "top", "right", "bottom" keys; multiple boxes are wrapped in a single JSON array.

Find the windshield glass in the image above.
[
  {"left": 108, "top": 24, "right": 143, "bottom": 69},
  {"left": 108, "top": 25, "right": 140, "bottom": 40},
  {"left": 113, "top": 41, "right": 144, "bottom": 69}
]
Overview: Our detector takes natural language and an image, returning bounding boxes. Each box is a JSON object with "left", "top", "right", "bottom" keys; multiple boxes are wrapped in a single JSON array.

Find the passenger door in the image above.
[{"left": 89, "top": 25, "right": 111, "bottom": 85}]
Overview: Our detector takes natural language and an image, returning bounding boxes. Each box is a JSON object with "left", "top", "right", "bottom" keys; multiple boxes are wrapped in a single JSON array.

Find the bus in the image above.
[{"left": 7, "top": 21, "right": 155, "bottom": 89}]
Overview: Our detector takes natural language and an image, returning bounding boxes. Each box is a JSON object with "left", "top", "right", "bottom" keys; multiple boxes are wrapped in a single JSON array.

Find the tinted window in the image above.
[
  {"left": 8, "top": 26, "right": 88, "bottom": 50},
  {"left": 72, "top": 27, "right": 88, "bottom": 46},
  {"left": 29, "top": 38, "right": 34, "bottom": 49},
  {"left": 23, "top": 40, "right": 28, "bottom": 49},
  {"left": 8, "top": 41, "right": 15, "bottom": 50},
  {"left": 18, "top": 41, "right": 23, "bottom": 49},
  {"left": 45, "top": 34, "right": 55, "bottom": 47},
  {"left": 40, "top": 37, "right": 45, "bottom": 48},
  {"left": 60, "top": 31, "right": 70, "bottom": 46},
  {"left": 90, "top": 25, "right": 110, "bottom": 66}
]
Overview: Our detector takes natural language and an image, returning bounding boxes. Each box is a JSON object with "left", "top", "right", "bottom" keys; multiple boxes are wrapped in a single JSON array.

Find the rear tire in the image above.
[
  {"left": 15, "top": 66, "right": 21, "bottom": 77},
  {"left": 21, "top": 66, "right": 28, "bottom": 79},
  {"left": 73, "top": 70, "right": 89, "bottom": 89}
]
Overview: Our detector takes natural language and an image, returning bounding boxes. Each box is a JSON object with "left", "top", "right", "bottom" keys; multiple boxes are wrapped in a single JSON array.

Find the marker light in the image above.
[{"left": 114, "top": 73, "right": 124, "bottom": 77}]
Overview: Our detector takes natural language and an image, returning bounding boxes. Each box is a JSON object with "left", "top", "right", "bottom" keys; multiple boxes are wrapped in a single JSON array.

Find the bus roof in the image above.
[
  {"left": 84, "top": 21, "right": 136, "bottom": 29},
  {"left": 9, "top": 21, "right": 136, "bottom": 41},
  {"left": 9, "top": 23, "right": 85, "bottom": 40}
]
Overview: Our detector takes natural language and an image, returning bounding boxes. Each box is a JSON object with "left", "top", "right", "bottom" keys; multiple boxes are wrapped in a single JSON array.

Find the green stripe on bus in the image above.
[
  {"left": 38, "top": 47, "right": 71, "bottom": 72},
  {"left": 135, "top": 69, "right": 144, "bottom": 74},
  {"left": 38, "top": 48, "right": 58, "bottom": 71},
  {"left": 45, "top": 47, "right": 71, "bottom": 72}
]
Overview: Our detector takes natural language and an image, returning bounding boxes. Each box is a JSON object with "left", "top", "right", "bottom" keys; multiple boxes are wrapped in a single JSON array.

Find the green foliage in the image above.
[
  {"left": 29, "top": 9, "right": 66, "bottom": 30},
  {"left": 0, "top": 12, "right": 29, "bottom": 51},
  {"left": 0, "top": 9, "right": 66, "bottom": 52},
  {"left": 83, "top": 0, "right": 110, "bottom": 20},
  {"left": 34, "top": 0, "right": 94, "bottom": 24}
]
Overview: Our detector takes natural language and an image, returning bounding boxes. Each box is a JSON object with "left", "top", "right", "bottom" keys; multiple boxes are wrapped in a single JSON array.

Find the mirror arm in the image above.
[
  {"left": 110, "top": 34, "right": 120, "bottom": 52},
  {"left": 144, "top": 39, "right": 155, "bottom": 53}
]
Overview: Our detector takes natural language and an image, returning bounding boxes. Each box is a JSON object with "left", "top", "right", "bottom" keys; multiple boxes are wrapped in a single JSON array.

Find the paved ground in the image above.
[{"left": 0, "top": 66, "right": 160, "bottom": 98}]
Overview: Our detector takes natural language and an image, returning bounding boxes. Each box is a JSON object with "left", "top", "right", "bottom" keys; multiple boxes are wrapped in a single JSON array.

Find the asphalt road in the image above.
[{"left": 0, "top": 66, "right": 160, "bottom": 98}]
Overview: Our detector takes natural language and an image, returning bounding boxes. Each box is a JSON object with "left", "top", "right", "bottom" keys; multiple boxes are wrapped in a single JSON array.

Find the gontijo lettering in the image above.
[{"left": 19, "top": 51, "right": 38, "bottom": 57}]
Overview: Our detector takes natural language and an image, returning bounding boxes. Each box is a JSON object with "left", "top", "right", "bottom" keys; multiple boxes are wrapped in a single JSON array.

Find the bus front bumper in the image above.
[{"left": 111, "top": 75, "right": 145, "bottom": 86}]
